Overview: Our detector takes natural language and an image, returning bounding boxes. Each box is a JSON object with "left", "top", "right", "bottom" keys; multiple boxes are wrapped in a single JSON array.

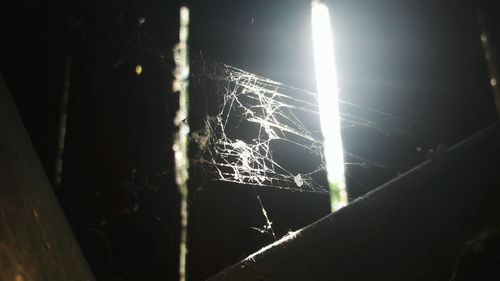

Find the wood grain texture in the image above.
[
  {"left": 208, "top": 123, "right": 500, "bottom": 281},
  {"left": 0, "top": 74, "right": 95, "bottom": 281}
]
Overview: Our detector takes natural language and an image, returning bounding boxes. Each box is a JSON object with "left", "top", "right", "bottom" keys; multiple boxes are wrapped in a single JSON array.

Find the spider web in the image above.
[
  {"left": 189, "top": 60, "right": 437, "bottom": 195},
  {"left": 58, "top": 5, "right": 437, "bottom": 197}
]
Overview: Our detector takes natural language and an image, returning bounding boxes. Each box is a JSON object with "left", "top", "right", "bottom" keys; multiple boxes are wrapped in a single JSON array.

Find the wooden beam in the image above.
[
  {"left": 0, "top": 74, "right": 95, "bottom": 281},
  {"left": 208, "top": 123, "right": 500, "bottom": 281}
]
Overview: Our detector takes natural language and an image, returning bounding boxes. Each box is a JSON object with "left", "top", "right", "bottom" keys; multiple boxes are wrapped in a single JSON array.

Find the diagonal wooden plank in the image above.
[
  {"left": 208, "top": 123, "right": 500, "bottom": 281},
  {"left": 0, "top": 74, "right": 95, "bottom": 281}
]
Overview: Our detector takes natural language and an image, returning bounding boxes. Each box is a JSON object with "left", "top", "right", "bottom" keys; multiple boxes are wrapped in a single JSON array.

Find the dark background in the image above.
[{"left": 1, "top": 0, "right": 499, "bottom": 280}]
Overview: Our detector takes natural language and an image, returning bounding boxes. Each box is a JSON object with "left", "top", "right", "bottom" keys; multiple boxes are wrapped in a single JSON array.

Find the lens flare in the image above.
[{"left": 135, "top": 64, "right": 143, "bottom": 75}]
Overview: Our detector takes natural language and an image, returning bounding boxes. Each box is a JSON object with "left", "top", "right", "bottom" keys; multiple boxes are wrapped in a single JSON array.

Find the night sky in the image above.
[{"left": 1, "top": 0, "right": 499, "bottom": 280}]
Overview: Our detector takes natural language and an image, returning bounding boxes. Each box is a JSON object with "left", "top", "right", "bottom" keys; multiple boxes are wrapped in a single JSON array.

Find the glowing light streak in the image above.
[{"left": 311, "top": 0, "right": 347, "bottom": 211}]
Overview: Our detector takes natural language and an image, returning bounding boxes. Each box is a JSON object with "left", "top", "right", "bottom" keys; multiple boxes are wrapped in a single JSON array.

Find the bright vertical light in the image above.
[{"left": 311, "top": 0, "right": 347, "bottom": 211}]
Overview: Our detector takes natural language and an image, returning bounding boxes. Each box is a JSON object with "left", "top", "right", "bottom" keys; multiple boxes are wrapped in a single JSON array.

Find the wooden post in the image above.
[
  {"left": 0, "top": 74, "right": 95, "bottom": 281},
  {"left": 208, "top": 123, "right": 500, "bottom": 281}
]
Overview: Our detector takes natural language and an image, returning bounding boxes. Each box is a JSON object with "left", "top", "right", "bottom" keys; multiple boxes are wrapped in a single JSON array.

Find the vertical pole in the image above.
[
  {"left": 478, "top": 11, "right": 500, "bottom": 118},
  {"left": 311, "top": 0, "right": 347, "bottom": 211},
  {"left": 54, "top": 54, "right": 72, "bottom": 189},
  {"left": 173, "top": 6, "right": 190, "bottom": 281}
]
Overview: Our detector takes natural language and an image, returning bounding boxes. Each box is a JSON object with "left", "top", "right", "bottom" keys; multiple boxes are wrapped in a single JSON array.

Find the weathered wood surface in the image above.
[
  {"left": 208, "top": 123, "right": 500, "bottom": 281},
  {"left": 0, "top": 74, "right": 95, "bottom": 281}
]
